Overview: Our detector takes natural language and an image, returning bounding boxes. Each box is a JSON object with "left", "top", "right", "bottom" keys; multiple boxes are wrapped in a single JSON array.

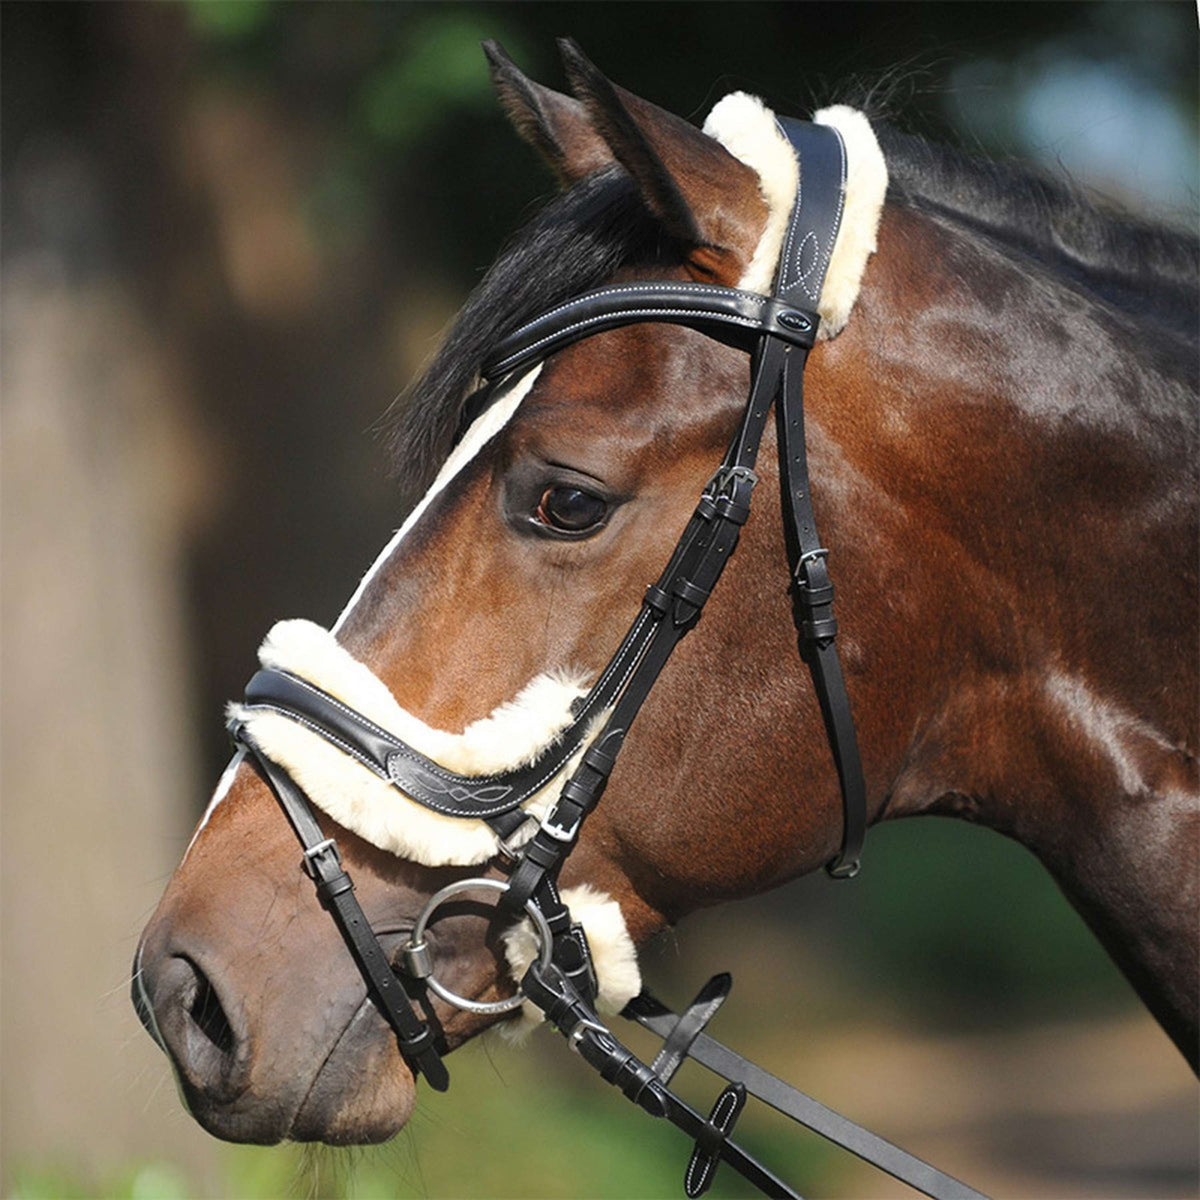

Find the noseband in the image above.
[{"left": 228, "top": 120, "right": 985, "bottom": 1200}]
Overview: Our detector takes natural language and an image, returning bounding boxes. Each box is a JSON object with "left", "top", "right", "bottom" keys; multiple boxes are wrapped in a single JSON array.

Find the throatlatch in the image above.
[{"left": 228, "top": 118, "right": 986, "bottom": 1200}]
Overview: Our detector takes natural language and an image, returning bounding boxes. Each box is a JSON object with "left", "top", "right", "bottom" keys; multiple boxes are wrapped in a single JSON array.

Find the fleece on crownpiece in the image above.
[{"left": 702, "top": 94, "right": 888, "bottom": 333}]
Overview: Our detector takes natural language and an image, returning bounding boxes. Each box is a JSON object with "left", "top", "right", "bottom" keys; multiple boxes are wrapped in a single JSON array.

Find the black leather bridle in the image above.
[{"left": 228, "top": 120, "right": 985, "bottom": 1200}]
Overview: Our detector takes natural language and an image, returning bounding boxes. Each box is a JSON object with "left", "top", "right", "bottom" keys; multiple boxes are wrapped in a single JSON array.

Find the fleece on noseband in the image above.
[
  {"left": 500, "top": 884, "right": 642, "bottom": 1037},
  {"left": 702, "top": 95, "right": 887, "bottom": 336},
  {"left": 227, "top": 619, "right": 595, "bottom": 866}
]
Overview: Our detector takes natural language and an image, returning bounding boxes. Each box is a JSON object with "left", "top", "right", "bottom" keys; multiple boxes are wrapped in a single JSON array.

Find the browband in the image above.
[{"left": 482, "top": 282, "right": 816, "bottom": 380}]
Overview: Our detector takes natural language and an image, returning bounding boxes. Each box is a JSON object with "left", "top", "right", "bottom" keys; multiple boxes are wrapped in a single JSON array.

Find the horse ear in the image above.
[
  {"left": 484, "top": 41, "right": 614, "bottom": 187},
  {"left": 557, "top": 39, "right": 766, "bottom": 284}
]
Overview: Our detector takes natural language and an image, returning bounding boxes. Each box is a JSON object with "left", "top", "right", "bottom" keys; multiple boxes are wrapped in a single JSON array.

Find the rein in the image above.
[{"left": 228, "top": 119, "right": 985, "bottom": 1200}]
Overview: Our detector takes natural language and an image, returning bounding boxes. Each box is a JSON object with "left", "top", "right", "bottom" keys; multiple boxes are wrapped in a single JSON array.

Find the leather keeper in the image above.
[
  {"left": 644, "top": 584, "right": 671, "bottom": 617},
  {"left": 582, "top": 737, "right": 621, "bottom": 777},
  {"left": 527, "top": 831, "right": 569, "bottom": 867},
  {"left": 561, "top": 776, "right": 601, "bottom": 809},
  {"left": 544, "top": 903, "right": 574, "bottom": 937},
  {"left": 801, "top": 616, "right": 839, "bottom": 641},
  {"left": 396, "top": 1024, "right": 437, "bottom": 1057},
  {"left": 554, "top": 932, "right": 585, "bottom": 971},
  {"left": 315, "top": 873, "right": 355, "bottom": 906},
  {"left": 712, "top": 495, "right": 751, "bottom": 524},
  {"left": 796, "top": 581, "right": 834, "bottom": 608},
  {"left": 672, "top": 578, "right": 711, "bottom": 609}
]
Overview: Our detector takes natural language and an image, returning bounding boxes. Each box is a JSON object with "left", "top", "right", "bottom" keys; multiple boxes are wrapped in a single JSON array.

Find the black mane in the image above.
[
  {"left": 876, "top": 124, "right": 1199, "bottom": 339},
  {"left": 386, "top": 168, "right": 674, "bottom": 500}
]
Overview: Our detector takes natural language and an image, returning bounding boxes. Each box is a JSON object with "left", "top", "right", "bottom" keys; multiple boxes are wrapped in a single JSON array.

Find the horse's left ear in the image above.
[
  {"left": 558, "top": 39, "right": 768, "bottom": 285},
  {"left": 485, "top": 41, "right": 614, "bottom": 187}
]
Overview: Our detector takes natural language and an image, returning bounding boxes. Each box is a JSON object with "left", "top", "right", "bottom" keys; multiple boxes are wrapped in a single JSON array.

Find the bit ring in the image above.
[{"left": 403, "top": 877, "right": 552, "bottom": 1015}]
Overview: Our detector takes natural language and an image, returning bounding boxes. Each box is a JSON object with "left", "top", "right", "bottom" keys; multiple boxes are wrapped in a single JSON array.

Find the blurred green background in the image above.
[{"left": 2, "top": 3, "right": 1196, "bottom": 1198}]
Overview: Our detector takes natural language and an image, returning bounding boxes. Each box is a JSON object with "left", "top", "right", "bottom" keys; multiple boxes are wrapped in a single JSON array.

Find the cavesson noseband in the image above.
[{"left": 228, "top": 119, "right": 985, "bottom": 1200}]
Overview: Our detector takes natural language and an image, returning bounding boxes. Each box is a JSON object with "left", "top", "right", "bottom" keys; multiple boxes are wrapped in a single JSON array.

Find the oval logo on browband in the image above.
[{"left": 777, "top": 310, "right": 812, "bottom": 331}]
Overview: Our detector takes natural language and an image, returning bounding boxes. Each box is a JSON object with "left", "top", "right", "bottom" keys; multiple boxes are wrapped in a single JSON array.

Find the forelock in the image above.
[{"left": 384, "top": 168, "right": 680, "bottom": 504}]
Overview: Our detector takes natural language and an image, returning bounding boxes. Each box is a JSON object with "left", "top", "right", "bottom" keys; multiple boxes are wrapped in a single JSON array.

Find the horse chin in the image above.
[{"left": 286, "top": 1005, "right": 417, "bottom": 1145}]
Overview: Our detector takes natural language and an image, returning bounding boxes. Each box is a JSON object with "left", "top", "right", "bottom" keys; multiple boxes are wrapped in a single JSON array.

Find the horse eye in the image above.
[{"left": 535, "top": 486, "right": 608, "bottom": 533}]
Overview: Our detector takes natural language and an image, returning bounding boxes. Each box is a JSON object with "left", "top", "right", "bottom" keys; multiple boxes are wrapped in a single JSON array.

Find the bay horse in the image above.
[{"left": 133, "top": 39, "right": 1198, "bottom": 1189}]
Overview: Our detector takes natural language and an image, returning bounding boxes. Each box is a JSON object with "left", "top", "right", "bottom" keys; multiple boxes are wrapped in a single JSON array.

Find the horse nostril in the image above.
[
  {"left": 150, "top": 953, "right": 249, "bottom": 1104},
  {"left": 188, "top": 964, "right": 237, "bottom": 1057}
]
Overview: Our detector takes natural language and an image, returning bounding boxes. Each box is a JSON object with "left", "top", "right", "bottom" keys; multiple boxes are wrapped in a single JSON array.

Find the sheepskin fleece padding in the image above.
[
  {"left": 703, "top": 92, "right": 799, "bottom": 296},
  {"left": 813, "top": 105, "right": 888, "bottom": 337},
  {"left": 703, "top": 94, "right": 887, "bottom": 336},
  {"left": 500, "top": 884, "right": 642, "bottom": 1038},
  {"left": 229, "top": 618, "right": 594, "bottom": 866}
]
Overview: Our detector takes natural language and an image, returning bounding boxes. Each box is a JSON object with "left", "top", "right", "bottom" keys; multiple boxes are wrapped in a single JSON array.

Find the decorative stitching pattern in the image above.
[
  {"left": 244, "top": 690, "right": 587, "bottom": 819},
  {"left": 244, "top": 701, "right": 585, "bottom": 820},
  {"left": 247, "top": 606, "right": 652, "bottom": 825},
  {"left": 386, "top": 739, "right": 586, "bottom": 816},
  {"left": 784, "top": 230, "right": 820, "bottom": 301},
  {"left": 776, "top": 123, "right": 848, "bottom": 308}
]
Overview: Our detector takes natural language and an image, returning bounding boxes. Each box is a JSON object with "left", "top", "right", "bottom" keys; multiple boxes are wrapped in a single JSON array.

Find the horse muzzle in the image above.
[{"left": 131, "top": 905, "right": 419, "bottom": 1145}]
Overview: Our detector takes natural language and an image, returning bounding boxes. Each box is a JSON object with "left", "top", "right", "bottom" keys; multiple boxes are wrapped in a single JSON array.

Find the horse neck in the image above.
[{"left": 792, "top": 201, "right": 1199, "bottom": 1065}]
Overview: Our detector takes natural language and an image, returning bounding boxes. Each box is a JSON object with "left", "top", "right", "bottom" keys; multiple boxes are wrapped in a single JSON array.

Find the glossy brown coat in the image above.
[{"left": 134, "top": 47, "right": 1198, "bottom": 1148}]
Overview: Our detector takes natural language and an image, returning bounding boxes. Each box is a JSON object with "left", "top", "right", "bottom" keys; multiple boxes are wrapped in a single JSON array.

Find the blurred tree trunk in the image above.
[
  {"left": 1, "top": 261, "right": 222, "bottom": 1188},
  {"left": 0, "top": 6, "right": 225, "bottom": 1187},
  {"left": 0, "top": 6, "right": 422, "bottom": 1184}
]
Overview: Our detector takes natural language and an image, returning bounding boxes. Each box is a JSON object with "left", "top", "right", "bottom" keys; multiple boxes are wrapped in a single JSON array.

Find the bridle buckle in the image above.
[
  {"left": 701, "top": 465, "right": 758, "bottom": 527},
  {"left": 301, "top": 837, "right": 341, "bottom": 879},
  {"left": 705, "top": 464, "right": 758, "bottom": 501},
  {"left": 539, "top": 810, "right": 582, "bottom": 843},
  {"left": 793, "top": 546, "right": 829, "bottom": 578}
]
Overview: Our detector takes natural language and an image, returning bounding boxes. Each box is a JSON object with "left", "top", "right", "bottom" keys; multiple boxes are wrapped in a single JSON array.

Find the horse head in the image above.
[{"left": 133, "top": 39, "right": 1199, "bottom": 1157}]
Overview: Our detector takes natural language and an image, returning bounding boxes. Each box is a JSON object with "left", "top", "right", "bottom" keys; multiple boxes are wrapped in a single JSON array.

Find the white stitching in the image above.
[
  {"left": 245, "top": 705, "right": 386, "bottom": 778},
  {"left": 524, "top": 283, "right": 768, "bottom": 330},
  {"left": 814, "top": 128, "right": 848, "bottom": 305},
  {"left": 777, "top": 125, "right": 848, "bottom": 310},
  {"left": 493, "top": 308, "right": 767, "bottom": 374},
  {"left": 793, "top": 231, "right": 821, "bottom": 301},
  {"left": 684, "top": 1088, "right": 739, "bottom": 1195},
  {"left": 244, "top": 701, "right": 596, "bottom": 820},
  {"left": 778, "top": 122, "right": 802, "bottom": 292},
  {"left": 280, "top": 671, "right": 581, "bottom": 790},
  {"left": 282, "top": 673, "right": 406, "bottom": 745}
]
